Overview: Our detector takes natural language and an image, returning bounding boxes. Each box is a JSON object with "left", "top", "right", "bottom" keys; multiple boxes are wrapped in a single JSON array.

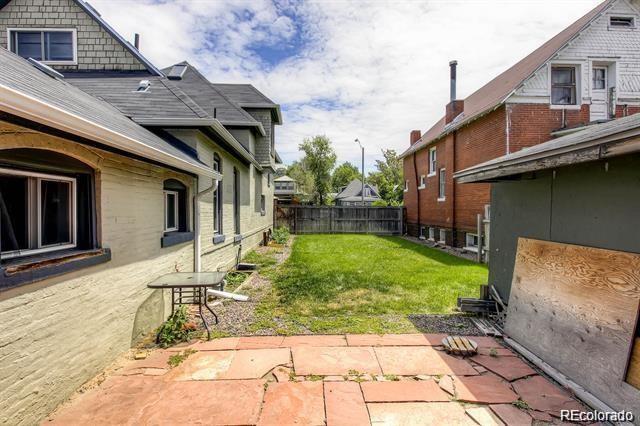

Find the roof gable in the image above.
[
  {"left": 336, "top": 179, "right": 380, "bottom": 199},
  {"left": 401, "top": 0, "right": 615, "bottom": 158}
]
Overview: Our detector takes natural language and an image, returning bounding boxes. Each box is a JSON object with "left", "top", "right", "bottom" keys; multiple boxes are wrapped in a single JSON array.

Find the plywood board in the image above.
[
  {"left": 627, "top": 338, "right": 640, "bottom": 390},
  {"left": 505, "top": 238, "right": 640, "bottom": 414}
]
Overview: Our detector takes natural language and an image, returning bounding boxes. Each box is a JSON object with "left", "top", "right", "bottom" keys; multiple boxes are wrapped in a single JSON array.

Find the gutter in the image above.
[{"left": 0, "top": 83, "right": 221, "bottom": 179}]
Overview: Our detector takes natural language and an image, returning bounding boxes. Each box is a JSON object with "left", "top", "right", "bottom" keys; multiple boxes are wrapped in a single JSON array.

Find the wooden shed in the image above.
[{"left": 455, "top": 114, "right": 640, "bottom": 417}]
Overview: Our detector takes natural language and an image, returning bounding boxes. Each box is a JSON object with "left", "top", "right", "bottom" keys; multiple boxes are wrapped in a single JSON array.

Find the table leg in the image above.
[{"left": 198, "top": 302, "right": 211, "bottom": 341}]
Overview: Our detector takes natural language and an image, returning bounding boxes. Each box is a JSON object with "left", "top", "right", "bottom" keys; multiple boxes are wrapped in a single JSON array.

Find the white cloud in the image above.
[{"left": 92, "top": 0, "right": 601, "bottom": 171}]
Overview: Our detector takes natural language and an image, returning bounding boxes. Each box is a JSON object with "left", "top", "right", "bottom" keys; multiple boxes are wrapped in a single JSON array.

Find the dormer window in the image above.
[
  {"left": 8, "top": 29, "right": 76, "bottom": 65},
  {"left": 551, "top": 66, "right": 577, "bottom": 105},
  {"left": 610, "top": 16, "right": 634, "bottom": 28}
]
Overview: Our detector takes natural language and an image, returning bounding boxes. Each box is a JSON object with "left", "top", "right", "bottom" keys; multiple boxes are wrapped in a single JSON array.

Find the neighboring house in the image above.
[
  {"left": 274, "top": 175, "right": 298, "bottom": 203},
  {"left": 334, "top": 179, "right": 382, "bottom": 206},
  {"left": 400, "top": 0, "right": 640, "bottom": 250},
  {"left": 0, "top": 0, "right": 281, "bottom": 424},
  {"left": 454, "top": 112, "right": 640, "bottom": 419}
]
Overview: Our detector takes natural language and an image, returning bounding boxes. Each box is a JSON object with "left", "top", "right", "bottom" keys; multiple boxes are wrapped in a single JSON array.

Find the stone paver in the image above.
[
  {"left": 48, "top": 376, "right": 166, "bottom": 425},
  {"left": 490, "top": 404, "right": 532, "bottom": 426},
  {"left": 375, "top": 346, "right": 478, "bottom": 376},
  {"left": 454, "top": 375, "right": 518, "bottom": 404},
  {"left": 471, "top": 354, "right": 537, "bottom": 381},
  {"left": 512, "top": 375, "right": 584, "bottom": 415},
  {"left": 292, "top": 346, "right": 382, "bottom": 375},
  {"left": 46, "top": 335, "right": 588, "bottom": 425},
  {"left": 258, "top": 382, "right": 325, "bottom": 425},
  {"left": 361, "top": 380, "right": 450, "bottom": 402},
  {"left": 237, "top": 335, "right": 285, "bottom": 349},
  {"left": 282, "top": 335, "right": 347, "bottom": 347},
  {"left": 140, "top": 380, "right": 264, "bottom": 425},
  {"left": 171, "top": 348, "right": 290, "bottom": 380},
  {"left": 346, "top": 333, "right": 446, "bottom": 347},
  {"left": 324, "top": 381, "right": 370, "bottom": 426},
  {"left": 368, "top": 402, "right": 476, "bottom": 425},
  {"left": 190, "top": 337, "right": 239, "bottom": 351},
  {"left": 465, "top": 406, "right": 505, "bottom": 426}
]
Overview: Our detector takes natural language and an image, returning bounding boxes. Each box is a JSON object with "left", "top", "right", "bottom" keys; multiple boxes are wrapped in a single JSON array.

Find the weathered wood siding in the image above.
[
  {"left": 505, "top": 238, "right": 640, "bottom": 416},
  {"left": 275, "top": 206, "right": 403, "bottom": 235}
]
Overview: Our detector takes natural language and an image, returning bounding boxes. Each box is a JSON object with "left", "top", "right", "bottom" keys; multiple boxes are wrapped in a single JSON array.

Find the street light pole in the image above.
[{"left": 355, "top": 138, "right": 364, "bottom": 206}]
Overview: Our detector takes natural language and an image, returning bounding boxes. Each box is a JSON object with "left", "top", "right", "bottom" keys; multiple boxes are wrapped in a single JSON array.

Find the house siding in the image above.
[
  {"left": 0, "top": 120, "right": 192, "bottom": 426},
  {"left": 245, "top": 109, "right": 273, "bottom": 164},
  {"left": 0, "top": 0, "right": 147, "bottom": 72}
]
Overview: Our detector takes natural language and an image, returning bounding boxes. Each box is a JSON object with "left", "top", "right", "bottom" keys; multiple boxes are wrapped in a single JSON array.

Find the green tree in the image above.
[
  {"left": 299, "top": 135, "right": 337, "bottom": 205},
  {"left": 286, "top": 160, "right": 314, "bottom": 203},
  {"left": 367, "top": 149, "right": 403, "bottom": 205},
  {"left": 331, "top": 161, "right": 360, "bottom": 192}
]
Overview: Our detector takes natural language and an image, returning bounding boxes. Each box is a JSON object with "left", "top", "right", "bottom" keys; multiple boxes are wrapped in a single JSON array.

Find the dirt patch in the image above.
[{"left": 407, "top": 314, "right": 481, "bottom": 336}]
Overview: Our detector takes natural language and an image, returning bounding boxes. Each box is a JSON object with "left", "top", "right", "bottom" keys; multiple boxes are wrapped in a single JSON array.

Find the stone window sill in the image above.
[
  {"left": 234, "top": 234, "right": 243, "bottom": 243},
  {"left": 1, "top": 248, "right": 111, "bottom": 291},
  {"left": 213, "top": 234, "right": 226, "bottom": 245},
  {"left": 161, "top": 232, "right": 194, "bottom": 248}
]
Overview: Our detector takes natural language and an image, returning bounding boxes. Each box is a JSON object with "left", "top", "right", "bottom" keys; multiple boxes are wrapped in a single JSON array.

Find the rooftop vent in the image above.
[
  {"left": 167, "top": 64, "right": 188, "bottom": 80},
  {"left": 27, "top": 58, "right": 64, "bottom": 80},
  {"left": 135, "top": 80, "right": 151, "bottom": 92},
  {"left": 610, "top": 16, "right": 634, "bottom": 28}
]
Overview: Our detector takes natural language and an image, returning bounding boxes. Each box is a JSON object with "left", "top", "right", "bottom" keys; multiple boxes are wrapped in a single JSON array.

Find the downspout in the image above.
[
  {"left": 451, "top": 132, "right": 457, "bottom": 247},
  {"left": 194, "top": 178, "right": 219, "bottom": 272},
  {"left": 412, "top": 152, "right": 421, "bottom": 232}
]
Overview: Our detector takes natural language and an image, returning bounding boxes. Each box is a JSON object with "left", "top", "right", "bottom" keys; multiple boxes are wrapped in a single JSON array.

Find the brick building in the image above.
[{"left": 401, "top": 0, "right": 640, "bottom": 252}]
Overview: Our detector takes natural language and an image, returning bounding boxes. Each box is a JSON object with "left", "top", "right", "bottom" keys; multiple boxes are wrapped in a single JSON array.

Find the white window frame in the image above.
[
  {"left": 404, "top": 179, "right": 409, "bottom": 192},
  {"left": 7, "top": 28, "right": 78, "bottom": 65},
  {"left": 465, "top": 233, "right": 479, "bottom": 248},
  {"left": 428, "top": 227, "right": 435, "bottom": 241},
  {"left": 549, "top": 63, "right": 582, "bottom": 110},
  {"left": 428, "top": 147, "right": 437, "bottom": 176},
  {"left": 609, "top": 15, "right": 636, "bottom": 29},
  {"left": 438, "top": 229, "right": 446, "bottom": 244},
  {"left": 0, "top": 167, "right": 76, "bottom": 260},
  {"left": 418, "top": 175, "right": 426, "bottom": 189},
  {"left": 437, "top": 168, "right": 446, "bottom": 201},
  {"left": 163, "top": 190, "right": 179, "bottom": 232}
]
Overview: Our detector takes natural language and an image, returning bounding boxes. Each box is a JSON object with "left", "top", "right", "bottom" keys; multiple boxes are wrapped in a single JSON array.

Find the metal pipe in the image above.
[
  {"left": 355, "top": 138, "right": 365, "bottom": 206},
  {"left": 194, "top": 178, "right": 219, "bottom": 272},
  {"left": 449, "top": 60, "right": 458, "bottom": 101}
]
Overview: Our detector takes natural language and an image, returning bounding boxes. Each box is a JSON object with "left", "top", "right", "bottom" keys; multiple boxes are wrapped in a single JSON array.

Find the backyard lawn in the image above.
[{"left": 248, "top": 234, "right": 488, "bottom": 334}]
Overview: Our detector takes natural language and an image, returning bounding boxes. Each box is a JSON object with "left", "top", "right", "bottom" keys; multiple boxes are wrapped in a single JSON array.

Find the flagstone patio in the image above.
[{"left": 45, "top": 334, "right": 587, "bottom": 425}]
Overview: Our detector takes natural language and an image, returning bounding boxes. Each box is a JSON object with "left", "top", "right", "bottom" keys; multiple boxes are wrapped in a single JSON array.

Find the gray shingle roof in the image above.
[
  {"left": 161, "top": 62, "right": 265, "bottom": 132},
  {"left": 65, "top": 75, "right": 208, "bottom": 121},
  {"left": 215, "top": 83, "right": 283, "bottom": 124},
  {"left": 0, "top": 47, "right": 218, "bottom": 178},
  {"left": 335, "top": 179, "right": 381, "bottom": 201}
]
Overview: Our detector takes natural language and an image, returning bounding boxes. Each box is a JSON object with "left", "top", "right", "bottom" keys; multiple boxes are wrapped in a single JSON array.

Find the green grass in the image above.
[{"left": 252, "top": 235, "right": 487, "bottom": 334}]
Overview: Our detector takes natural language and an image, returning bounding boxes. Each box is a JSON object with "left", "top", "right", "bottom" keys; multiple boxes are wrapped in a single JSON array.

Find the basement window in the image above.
[
  {"left": 610, "top": 16, "right": 635, "bottom": 28},
  {"left": 9, "top": 29, "right": 76, "bottom": 64},
  {"left": 438, "top": 229, "right": 446, "bottom": 244},
  {"left": 428, "top": 227, "right": 435, "bottom": 241},
  {"left": 551, "top": 66, "right": 577, "bottom": 105}
]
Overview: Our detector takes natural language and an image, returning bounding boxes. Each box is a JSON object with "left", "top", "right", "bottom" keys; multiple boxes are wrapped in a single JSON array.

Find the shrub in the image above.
[
  {"left": 272, "top": 226, "right": 290, "bottom": 245},
  {"left": 157, "top": 305, "right": 197, "bottom": 348}
]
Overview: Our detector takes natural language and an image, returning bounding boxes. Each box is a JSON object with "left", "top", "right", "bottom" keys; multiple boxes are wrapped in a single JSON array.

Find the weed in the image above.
[
  {"left": 307, "top": 375, "right": 324, "bottom": 382},
  {"left": 156, "top": 305, "right": 197, "bottom": 348},
  {"left": 489, "top": 348, "right": 499, "bottom": 357},
  {"left": 272, "top": 226, "right": 290, "bottom": 245},
  {"left": 167, "top": 348, "right": 197, "bottom": 368},
  {"left": 512, "top": 399, "right": 530, "bottom": 410},
  {"left": 384, "top": 374, "right": 400, "bottom": 381}
]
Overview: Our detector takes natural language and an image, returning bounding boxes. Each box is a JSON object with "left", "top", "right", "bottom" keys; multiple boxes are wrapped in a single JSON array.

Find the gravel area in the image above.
[
  {"left": 407, "top": 314, "right": 481, "bottom": 335},
  {"left": 401, "top": 235, "right": 480, "bottom": 262}
]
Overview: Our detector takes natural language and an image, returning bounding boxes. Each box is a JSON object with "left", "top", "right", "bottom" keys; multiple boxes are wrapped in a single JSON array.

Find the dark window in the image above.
[
  {"left": 260, "top": 195, "right": 266, "bottom": 216},
  {"left": 10, "top": 30, "right": 74, "bottom": 62},
  {"left": 233, "top": 167, "right": 240, "bottom": 235},
  {"left": 593, "top": 68, "right": 606, "bottom": 90},
  {"left": 213, "top": 154, "right": 223, "bottom": 234},
  {"left": 0, "top": 149, "right": 96, "bottom": 260},
  {"left": 438, "top": 168, "right": 446, "bottom": 199},
  {"left": 551, "top": 67, "right": 577, "bottom": 105},
  {"left": 163, "top": 179, "right": 187, "bottom": 233}
]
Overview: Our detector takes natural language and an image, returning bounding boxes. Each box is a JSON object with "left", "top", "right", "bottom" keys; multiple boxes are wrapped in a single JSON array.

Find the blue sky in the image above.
[{"left": 93, "top": 0, "right": 601, "bottom": 172}]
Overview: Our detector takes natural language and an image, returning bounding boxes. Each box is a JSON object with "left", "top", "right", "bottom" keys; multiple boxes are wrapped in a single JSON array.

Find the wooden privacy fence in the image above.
[{"left": 275, "top": 205, "right": 404, "bottom": 235}]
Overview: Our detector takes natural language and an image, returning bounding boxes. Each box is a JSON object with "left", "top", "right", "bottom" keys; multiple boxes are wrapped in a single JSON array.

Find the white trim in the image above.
[
  {"left": 0, "top": 83, "right": 221, "bottom": 179},
  {"left": 428, "top": 147, "right": 437, "bottom": 175},
  {"left": 549, "top": 62, "right": 583, "bottom": 109},
  {"left": 0, "top": 167, "right": 77, "bottom": 260},
  {"left": 7, "top": 28, "right": 78, "bottom": 65},
  {"left": 438, "top": 167, "right": 446, "bottom": 200},
  {"left": 163, "top": 190, "right": 179, "bottom": 232},
  {"left": 404, "top": 179, "right": 409, "bottom": 193}
]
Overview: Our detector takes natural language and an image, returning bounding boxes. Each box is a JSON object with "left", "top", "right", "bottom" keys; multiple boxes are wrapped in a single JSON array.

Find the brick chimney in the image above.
[
  {"left": 410, "top": 130, "right": 422, "bottom": 145},
  {"left": 445, "top": 60, "right": 464, "bottom": 124}
]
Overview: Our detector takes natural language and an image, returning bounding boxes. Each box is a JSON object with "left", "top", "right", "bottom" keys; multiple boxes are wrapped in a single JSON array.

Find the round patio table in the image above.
[{"left": 147, "top": 271, "right": 226, "bottom": 340}]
